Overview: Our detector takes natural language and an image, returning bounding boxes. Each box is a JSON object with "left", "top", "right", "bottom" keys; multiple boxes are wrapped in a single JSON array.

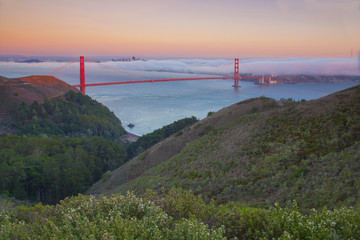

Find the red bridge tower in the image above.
[
  {"left": 233, "top": 58, "right": 240, "bottom": 88},
  {"left": 80, "top": 56, "right": 86, "bottom": 94}
]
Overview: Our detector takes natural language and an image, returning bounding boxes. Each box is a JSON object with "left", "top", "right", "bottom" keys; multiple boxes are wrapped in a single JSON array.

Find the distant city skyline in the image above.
[{"left": 0, "top": 0, "right": 359, "bottom": 58}]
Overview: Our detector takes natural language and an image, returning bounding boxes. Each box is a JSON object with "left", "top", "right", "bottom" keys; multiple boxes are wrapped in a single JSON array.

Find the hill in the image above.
[
  {"left": 273, "top": 75, "right": 360, "bottom": 84},
  {"left": 0, "top": 75, "right": 80, "bottom": 134},
  {"left": 89, "top": 84, "right": 360, "bottom": 211},
  {"left": 0, "top": 75, "right": 126, "bottom": 139},
  {"left": 0, "top": 75, "right": 128, "bottom": 203},
  {"left": 0, "top": 75, "right": 79, "bottom": 112}
]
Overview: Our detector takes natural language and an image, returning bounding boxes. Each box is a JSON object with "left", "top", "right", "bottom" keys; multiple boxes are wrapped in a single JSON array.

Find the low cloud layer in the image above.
[
  {"left": 103, "top": 57, "right": 360, "bottom": 76},
  {"left": 0, "top": 57, "right": 359, "bottom": 81}
]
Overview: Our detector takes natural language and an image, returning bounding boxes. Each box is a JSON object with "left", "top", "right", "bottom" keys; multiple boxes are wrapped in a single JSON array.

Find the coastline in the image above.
[{"left": 120, "top": 132, "right": 139, "bottom": 143}]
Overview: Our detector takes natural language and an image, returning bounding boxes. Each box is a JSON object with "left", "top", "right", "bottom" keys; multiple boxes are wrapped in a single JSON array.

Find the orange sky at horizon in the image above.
[{"left": 0, "top": 0, "right": 359, "bottom": 58}]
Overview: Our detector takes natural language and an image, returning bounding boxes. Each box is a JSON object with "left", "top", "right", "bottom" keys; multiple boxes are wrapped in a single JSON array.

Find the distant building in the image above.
[{"left": 257, "top": 75, "right": 277, "bottom": 85}]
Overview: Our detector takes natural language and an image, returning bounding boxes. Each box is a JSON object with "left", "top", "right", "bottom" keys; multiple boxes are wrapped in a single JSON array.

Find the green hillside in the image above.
[
  {"left": 89, "top": 84, "right": 360, "bottom": 211},
  {"left": 126, "top": 116, "right": 198, "bottom": 159},
  {"left": 0, "top": 135, "right": 126, "bottom": 204},
  {"left": 0, "top": 75, "right": 127, "bottom": 204},
  {"left": 1, "top": 76, "right": 126, "bottom": 139},
  {"left": 11, "top": 90, "right": 126, "bottom": 139}
]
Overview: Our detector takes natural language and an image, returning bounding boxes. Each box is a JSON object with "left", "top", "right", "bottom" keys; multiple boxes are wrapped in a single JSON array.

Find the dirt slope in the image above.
[
  {"left": 0, "top": 75, "right": 80, "bottom": 113},
  {"left": 0, "top": 75, "right": 80, "bottom": 134}
]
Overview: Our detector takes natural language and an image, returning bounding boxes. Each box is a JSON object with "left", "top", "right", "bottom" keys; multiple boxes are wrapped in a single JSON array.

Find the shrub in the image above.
[
  {"left": 207, "top": 111, "right": 215, "bottom": 117},
  {"left": 0, "top": 192, "right": 226, "bottom": 239},
  {"left": 143, "top": 188, "right": 360, "bottom": 240}
]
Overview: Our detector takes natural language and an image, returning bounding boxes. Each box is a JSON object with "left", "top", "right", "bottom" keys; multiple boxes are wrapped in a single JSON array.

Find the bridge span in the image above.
[{"left": 48, "top": 56, "right": 275, "bottom": 94}]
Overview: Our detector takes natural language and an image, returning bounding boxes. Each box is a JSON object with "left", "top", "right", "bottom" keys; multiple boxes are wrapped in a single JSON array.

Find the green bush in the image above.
[
  {"left": 207, "top": 111, "right": 215, "bottom": 117},
  {"left": 0, "top": 192, "right": 226, "bottom": 239},
  {"left": 143, "top": 188, "right": 360, "bottom": 240},
  {"left": 1, "top": 189, "right": 360, "bottom": 239}
]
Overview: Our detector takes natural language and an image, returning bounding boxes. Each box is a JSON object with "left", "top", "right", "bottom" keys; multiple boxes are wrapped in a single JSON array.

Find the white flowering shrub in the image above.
[
  {"left": 0, "top": 192, "right": 225, "bottom": 239},
  {"left": 144, "top": 188, "right": 360, "bottom": 240},
  {"left": 1, "top": 190, "right": 359, "bottom": 239},
  {"left": 257, "top": 201, "right": 360, "bottom": 239}
]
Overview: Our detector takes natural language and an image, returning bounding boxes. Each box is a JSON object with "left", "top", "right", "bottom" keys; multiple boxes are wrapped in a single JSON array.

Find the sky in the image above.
[{"left": 0, "top": 0, "right": 359, "bottom": 58}]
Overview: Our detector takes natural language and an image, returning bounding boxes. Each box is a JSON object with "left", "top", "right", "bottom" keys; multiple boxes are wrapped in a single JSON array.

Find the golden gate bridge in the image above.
[{"left": 47, "top": 56, "right": 275, "bottom": 94}]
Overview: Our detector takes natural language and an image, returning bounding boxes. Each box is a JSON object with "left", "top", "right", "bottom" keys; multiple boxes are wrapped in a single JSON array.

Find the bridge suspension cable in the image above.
[{"left": 46, "top": 57, "right": 79, "bottom": 75}]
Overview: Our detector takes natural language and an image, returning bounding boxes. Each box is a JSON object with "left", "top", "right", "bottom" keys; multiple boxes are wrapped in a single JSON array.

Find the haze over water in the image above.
[{"left": 1, "top": 59, "right": 359, "bottom": 135}]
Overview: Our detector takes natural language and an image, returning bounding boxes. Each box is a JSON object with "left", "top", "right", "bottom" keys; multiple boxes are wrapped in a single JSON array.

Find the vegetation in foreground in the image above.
[{"left": 1, "top": 188, "right": 359, "bottom": 239}]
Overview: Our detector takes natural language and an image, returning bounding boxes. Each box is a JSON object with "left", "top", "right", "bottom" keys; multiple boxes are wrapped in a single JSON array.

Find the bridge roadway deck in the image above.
[{"left": 73, "top": 76, "right": 262, "bottom": 87}]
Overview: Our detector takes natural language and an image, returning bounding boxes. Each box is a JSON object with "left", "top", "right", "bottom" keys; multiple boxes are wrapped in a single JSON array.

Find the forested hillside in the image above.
[
  {"left": 1, "top": 76, "right": 126, "bottom": 139},
  {"left": 0, "top": 135, "right": 125, "bottom": 204},
  {"left": 0, "top": 76, "right": 128, "bottom": 204},
  {"left": 11, "top": 90, "right": 126, "bottom": 139},
  {"left": 90, "top": 84, "right": 360, "bottom": 211}
]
